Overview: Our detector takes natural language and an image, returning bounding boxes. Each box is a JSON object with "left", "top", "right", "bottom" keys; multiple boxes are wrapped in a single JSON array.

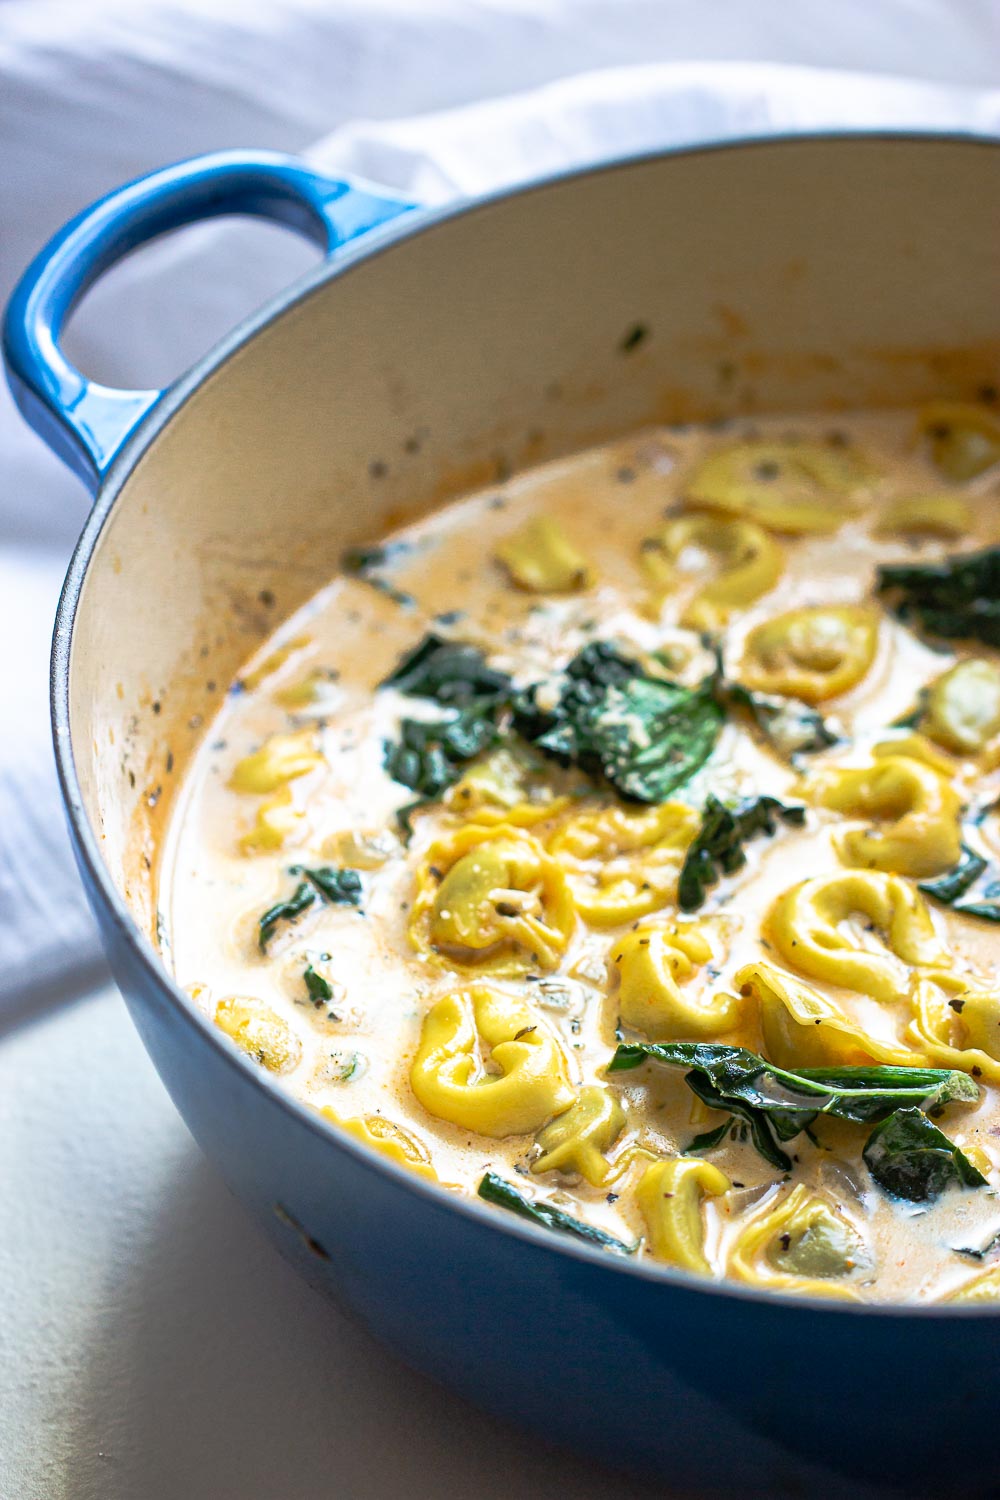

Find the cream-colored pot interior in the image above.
[{"left": 64, "top": 136, "right": 1000, "bottom": 942}]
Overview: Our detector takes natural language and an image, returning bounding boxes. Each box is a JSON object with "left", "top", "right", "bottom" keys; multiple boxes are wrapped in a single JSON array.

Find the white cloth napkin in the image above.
[{"left": 3, "top": 0, "right": 1000, "bottom": 1009}]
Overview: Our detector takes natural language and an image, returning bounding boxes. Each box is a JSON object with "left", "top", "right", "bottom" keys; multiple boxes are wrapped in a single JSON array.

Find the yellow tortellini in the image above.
[
  {"left": 805, "top": 753, "right": 962, "bottom": 879},
  {"left": 767, "top": 871, "right": 946, "bottom": 1004},
  {"left": 684, "top": 438, "right": 874, "bottom": 534},
  {"left": 609, "top": 921, "right": 741, "bottom": 1041},
  {"left": 729, "top": 1185, "right": 867, "bottom": 1298},
  {"left": 907, "top": 973, "right": 1000, "bottom": 1085},
  {"left": 637, "top": 1158, "right": 730, "bottom": 1275},
  {"left": 740, "top": 605, "right": 879, "bottom": 705},
  {"left": 639, "top": 516, "right": 783, "bottom": 630},
  {"left": 923, "top": 658, "right": 1000, "bottom": 755},
  {"left": 874, "top": 493, "right": 973, "bottom": 539},
  {"left": 917, "top": 401, "right": 1000, "bottom": 482},
  {"left": 239, "top": 786, "right": 305, "bottom": 854},
  {"left": 495, "top": 515, "right": 594, "bottom": 593},
  {"left": 320, "top": 1110, "right": 439, "bottom": 1182},
  {"left": 944, "top": 1264, "right": 1000, "bottom": 1304},
  {"left": 411, "top": 824, "right": 576, "bottom": 975},
  {"left": 449, "top": 750, "right": 528, "bottom": 813},
  {"left": 214, "top": 996, "right": 301, "bottom": 1074},
  {"left": 546, "top": 800, "right": 698, "bottom": 926},
  {"left": 870, "top": 732, "right": 956, "bottom": 776},
  {"left": 447, "top": 749, "right": 570, "bottom": 828},
  {"left": 229, "top": 728, "right": 323, "bottom": 794},
  {"left": 410, "top": 984, "right": 574, "bottom": 1136},
  {"left": 735, "top": 960, "right": 923, "bottom": 1069},
  {"left": 532, "top": 1086, "right": 626, "bottom": 1185}
]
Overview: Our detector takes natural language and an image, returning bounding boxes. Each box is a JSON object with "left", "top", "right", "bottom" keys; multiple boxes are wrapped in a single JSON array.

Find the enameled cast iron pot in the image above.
[{"left": 6, "top": 134, "right": 1000, "bottom": 1498}]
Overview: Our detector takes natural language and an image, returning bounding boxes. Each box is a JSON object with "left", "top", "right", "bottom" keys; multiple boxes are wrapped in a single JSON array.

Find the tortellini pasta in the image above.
[
  {"left": 546, "top": 801, "right": 698, "bottom": 926},
  {"left": 805, "top": 753, "right": 962, "bottom": 878},
  {"left": 767, "top": 871, "right": 946, "bottom": 1003},
  {"left": 448, "top": 750, "right": 528, "bottom": 813},
  {"left": 639, "top": 515, "right": 783, "bottom": 630},
  {"left": 917, "top": 400, "right": 1000, "bottom": 481},
  {"left": 532, "top": 1086, "right": 626, "bottom": 1185},
  {"left": 609, "top": 921, "right": 741, "bottom": 1041},
  {"left": 874, "top": 493, "right": 973, "bottom": 539},
  {"left": 870, "top": 732, "right": 956, "bottom": 776},
  {"left": 229, "top": 728, "right": 322, "bottom": 793},
  {"left": 735, "top": 960, "right": 922, "bottom": 1069},
  {"left": 684, "top": 439, "right": 874, "bottom": 534},
  {"left": 907, "top": 973, "right": 1000, "bottom": 1085},
  {"left": 239, "top": 786, "right": 305, "bottom": 854},
  {"left": 495, "top": 516, "right": 594, "bottom": 593},
  {"left": 740, "top": 605, "right": 879, "bottom": 705},
  {"left": 637, "top": 1158, "right": 730, "bottom": 1274},
  {"left": 729, "top": 1185, "right": 867, "bottom": 1298},
  {"left": 923, "top": 658, "right": 1000, "bottom": 755},
  {"left": 214, "top": 996, "right": 301, "bottom": 1074},
  {"left": 410, "top": 983, "right": 574, "bottom": 1136},
  {"left": 321, "top": 1110, "right": 439, "bottom": 1181},
  {"left": 411, "top": 825, "right": 576, "bottom": 974}
]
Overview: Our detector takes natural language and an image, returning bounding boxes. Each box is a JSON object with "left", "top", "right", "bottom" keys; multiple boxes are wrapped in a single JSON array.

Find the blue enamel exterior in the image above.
[
  {"left": 1, "top": 150, "right": 414, "bottom": 492},
  {"left": 8, "top": 138, "right": 1000, "bottom": 1498}
]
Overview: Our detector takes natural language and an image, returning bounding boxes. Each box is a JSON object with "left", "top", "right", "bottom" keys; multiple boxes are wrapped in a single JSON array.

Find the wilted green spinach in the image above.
[
  {"left": 677, "top": 794, "right": 806, "bottom": 912},
  {"left": 512, "top": 641, "right": 724, "bottom": 802},
  {"left": 478, "top": 1172, "right": 634, "bottom": 1253}
]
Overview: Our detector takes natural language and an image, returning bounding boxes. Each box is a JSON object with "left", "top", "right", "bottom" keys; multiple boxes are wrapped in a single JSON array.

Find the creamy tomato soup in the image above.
[{"left": 159, "top": 401, "right": 1000, "bottom": 1302}]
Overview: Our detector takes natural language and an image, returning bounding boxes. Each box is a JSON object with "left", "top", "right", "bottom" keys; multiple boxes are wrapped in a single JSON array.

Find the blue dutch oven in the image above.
[{"left": 5, "top": 135, "right": 1000, "bottom": 1498}]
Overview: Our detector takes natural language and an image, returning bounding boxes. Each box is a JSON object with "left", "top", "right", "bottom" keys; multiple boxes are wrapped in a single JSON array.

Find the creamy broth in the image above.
[{"left": 160, "top": 403, "right": 1000, "bottom": 1302}]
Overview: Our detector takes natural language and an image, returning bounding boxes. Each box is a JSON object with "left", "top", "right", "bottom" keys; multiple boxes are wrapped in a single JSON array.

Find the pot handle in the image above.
[{"left": 2, "top": 149, "right": 415, "bottom": 494}]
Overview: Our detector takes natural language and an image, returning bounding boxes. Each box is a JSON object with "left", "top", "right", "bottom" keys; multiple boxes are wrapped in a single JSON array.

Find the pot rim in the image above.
[{"left": 51, "top": 127, "right": 1000, "bottom": 1318}]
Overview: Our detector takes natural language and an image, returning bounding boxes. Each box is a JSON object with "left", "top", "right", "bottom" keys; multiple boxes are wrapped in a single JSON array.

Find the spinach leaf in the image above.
[
  {"left": 609, "top": 1042, "right": 977, "bottom": 1118},
  {"left": 477, "top": 1172, "right": 634, "bottom": 1254},
  {"left": 609, "top": 1043, "right": 978, "bottom": 1171},
  {"left": 724, "top": 681, "right": 839, "bottom": 759},
  {"left": 383, "top": 703, "right": 505, "bottom": 803},
  {"left": 862, "top": 1106, "right": 988, "bottom": 1203},
  {"left": 381, "top": 632, "right": 513, "bottom": 705},
  {"left": 303, "top": 963, "right": 334, "bottom": 1004},
  {"left": 918, "top": 844, "right": 1000, "bottom": 922},
  {"left": 292, "top": 865, "right": 363, "bottom": 906},
  {"left": 918, "top": 844, "right": 989, "bottom": 905},
  {"left": 380, "top": 634, "right": 514, "bottom": 817},
  {"left": 258, "top": 865, "right": 362, "bottom": 951},
  {"left": 258, "top": 881, "right": 316, "bottom": 953},
  {"left": 512, "top": 642, "right": 724, "bottom": 802},
  {"left": 784, "top": 1063, "right": 980, "bottom": 1119},
  {"left": 685, "top": 1118, "right": 733, "bottom": 1154},
  {"left": 683, "top": 1071, "right": 794, "bottom": 1171},
  {"left": 877, "top": 545, "right": 1000, "bottom": 648},
  {"left": 950, "top": 897, "right": 1000, "bottom": 923},
  {"left": 677, "top": 794, "right": 806, "bottom": 912}
]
